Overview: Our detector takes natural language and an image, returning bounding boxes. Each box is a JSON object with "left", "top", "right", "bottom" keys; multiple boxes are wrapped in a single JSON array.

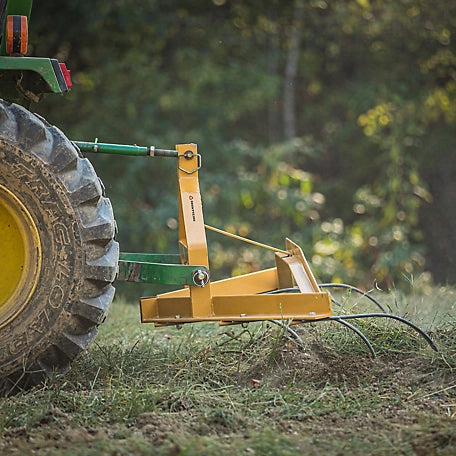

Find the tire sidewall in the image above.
[{"left": 0, "top": 142, "right": 84, "bottom": 374}]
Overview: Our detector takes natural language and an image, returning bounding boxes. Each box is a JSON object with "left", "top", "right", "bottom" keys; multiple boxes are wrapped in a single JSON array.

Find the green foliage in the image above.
[{"left": 28, "top": 0, "right": 456, "bottom": 290}]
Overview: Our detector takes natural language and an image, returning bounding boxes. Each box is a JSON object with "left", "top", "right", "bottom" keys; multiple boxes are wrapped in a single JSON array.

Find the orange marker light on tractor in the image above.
[{"left": 6, "top": 15, "right": 28, "bottom": 55}]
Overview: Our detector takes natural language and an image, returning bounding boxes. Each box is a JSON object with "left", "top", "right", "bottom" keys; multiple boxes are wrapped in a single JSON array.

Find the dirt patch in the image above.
[
  {"left": 135, "top": 411, "right": 183, "bottom": 444},
  {"left": 240, "top": 326, "right": 443, "bottom": 392},
  {"left": 243, "top": 337, "right": 377, "bottom": 388}
]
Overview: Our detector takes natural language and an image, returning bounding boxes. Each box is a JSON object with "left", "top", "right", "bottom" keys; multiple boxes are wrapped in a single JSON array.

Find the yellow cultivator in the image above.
[
  {"left": 137, "top": 143, "right": 331, "bottom": 327},
  {"left": 76, "top": 141, "right": 437, "bottom": 360}
]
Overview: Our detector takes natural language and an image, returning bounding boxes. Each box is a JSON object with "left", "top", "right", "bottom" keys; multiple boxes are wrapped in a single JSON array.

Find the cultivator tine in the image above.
[
  {"left": 318, "top": 283, "right": 387, "bottom": 313},
  {"left": 269, "top": 320, "right": 304, "bottom": 343},
  {"left": 315, "top": 283, "right": 440, "bottom": 355},
  {"left": 325, "top": 313, "right": 439, "bottom": 353},
  {"left": 266, "top": 285, "right": 438, "bottom": 356},
  {"left": 330, "top": 318, "right": 377, "bottom": 359},
  {"left": 318, "top": 283, "right": 438, "bottom": 354}
]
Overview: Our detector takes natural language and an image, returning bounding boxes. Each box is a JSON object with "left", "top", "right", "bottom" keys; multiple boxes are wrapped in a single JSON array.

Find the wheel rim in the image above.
[{"left": 0, "top": 184, "right": 41, "bottom": 328}]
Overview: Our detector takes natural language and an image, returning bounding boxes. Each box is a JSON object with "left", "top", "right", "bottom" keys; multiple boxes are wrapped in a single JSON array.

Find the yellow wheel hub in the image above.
[{"left": 0, "top": 185, "right": 41, "bottom": 328}]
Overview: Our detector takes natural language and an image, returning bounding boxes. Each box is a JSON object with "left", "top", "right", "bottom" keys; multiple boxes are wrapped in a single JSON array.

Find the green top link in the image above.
[{"left": 73, "top": 140, "right": 178, "bottom": 158}]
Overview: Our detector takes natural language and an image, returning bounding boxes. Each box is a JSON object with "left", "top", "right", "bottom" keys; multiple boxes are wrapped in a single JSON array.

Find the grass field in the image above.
[{"left": 1, "top": 286, "right": 455, "bottom": 455}]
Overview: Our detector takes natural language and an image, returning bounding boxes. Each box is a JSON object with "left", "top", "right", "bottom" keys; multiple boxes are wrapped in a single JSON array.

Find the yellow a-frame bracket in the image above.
[{"left": 140, "top": 144, "right": 332, "bottom": 326}]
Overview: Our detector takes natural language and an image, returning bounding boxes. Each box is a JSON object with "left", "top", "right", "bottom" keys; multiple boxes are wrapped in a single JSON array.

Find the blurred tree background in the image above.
[{"left": 29, "top": 0, "right": 455, "bottom": 296}]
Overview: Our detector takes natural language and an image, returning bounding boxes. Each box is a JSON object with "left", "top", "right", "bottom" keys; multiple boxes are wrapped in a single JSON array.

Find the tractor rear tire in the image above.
[{"left": 0, "top": 101, "right": 118, "bottom": 392}]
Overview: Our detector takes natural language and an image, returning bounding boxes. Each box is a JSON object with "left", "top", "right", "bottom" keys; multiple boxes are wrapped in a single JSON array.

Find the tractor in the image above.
[{"left": 0, "top": 0, "right": 437, "bottom": 392}]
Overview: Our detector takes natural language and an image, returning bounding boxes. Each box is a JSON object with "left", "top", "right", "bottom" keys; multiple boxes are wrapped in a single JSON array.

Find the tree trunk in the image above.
[{"left": 283, "top": 0, "right": 304, "bottom": 141}]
